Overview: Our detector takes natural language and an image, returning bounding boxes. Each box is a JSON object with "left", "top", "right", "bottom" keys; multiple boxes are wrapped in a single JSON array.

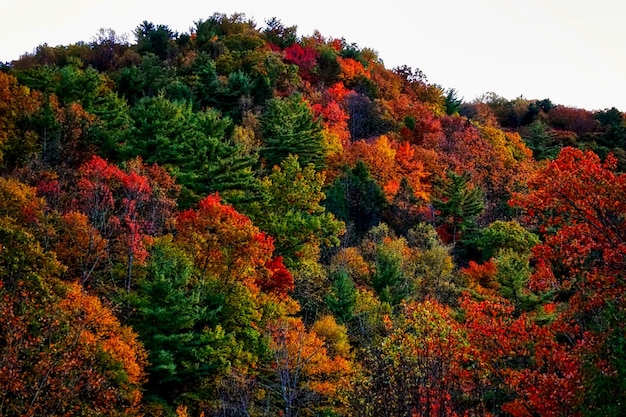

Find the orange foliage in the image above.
[
  {"left": 462, "top": 259, "right": 498, "bottom": 296},
  {"left": 344, "top": 135, "right": 429, "bottom": 202},
  {"left": 330, "top": 246, "right": 371, "bottom": 285},
  {"left": 55, "top": 211, "right": 108, "bottom": 286},
  {"left": 176, "top": 193, "right": 293, "bottom": 294},
  {"left": 268, "top": 316, "right": 352, "bottom": 412},
  {"left": 59, "top": 283, "right": 147, "bottom": 388},
  {"left": 0, "top": 279, "right": 146, "bottom": 416},
  {"left": 0, "top": 72, "right": 42, "bottom": 166},
  {"left": 337, "top": 56, "right": 369, "bottom": 82}
]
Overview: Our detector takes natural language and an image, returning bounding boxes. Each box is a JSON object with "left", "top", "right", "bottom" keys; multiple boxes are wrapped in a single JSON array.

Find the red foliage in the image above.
[
  {"left": 260, "top": 256, "right": 294, "bottom": 295},
  {"left": 284, "top": 43, "right": 318, "bottom": 82},
  {"left": 176, "top": 193, "right": 289, "bottom": 295},
  {"left": 462, "top": 259, "right": 498, "bottom": 295}
]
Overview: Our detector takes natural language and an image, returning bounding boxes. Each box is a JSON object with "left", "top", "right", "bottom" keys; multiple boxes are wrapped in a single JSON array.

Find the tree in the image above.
[
  {"left": 345, "top": 92, "right": 393, "bottom": 140},
  {"left": 432, "top": 171, "right": 484, "bottom": 245},
  {"left": 325, "top": 269, "right": 358, "bottom": 324},
  {"left": 175, "top": 193, "right": 293, "bottom": 295},
  {"left": 134, "top": 21, "right": 177, "bottom": 60},
  {"left": 242, "top": 155, "right": 344, "bottom": 266},
  {"left": 0, "top": 216, "right": 146, "bottom": 416},
  {"left": 262, "top": 17, "right": 298, "bottom": 48},
  {"left": 444, "top": 88, "right": 462, "bottom": 115},
  {"left": 123, "top": 236, "right": 236, "bottom": 411},
  {"left": 260, "top": 94, "right": 326, "bottom": 171},
  {"left": 123, "top": 95, "right": 259, "bottom": 206},
  {"left": 520, "top": 120, "right": 560, "bottom": 160},
  {"left": 474, "top": 220, "right": 539, "bottom": 262},
  {"left": 265, "top": 316, "right": 352, "bottom": 417},
  {"left": 355, "top": 300, "right": 486, "bottom": 417},
  {"left": 0, "top": 72, "right": 42, "bottom": 171},
  {"left": 511, "top": 147, "right": 626, "bottom": 415},
  {"left": 343, "top": 136, "right": 429, "bottom": 203},
  {"left": 325, "top": 161, "right": 388, "bottom": 243}
]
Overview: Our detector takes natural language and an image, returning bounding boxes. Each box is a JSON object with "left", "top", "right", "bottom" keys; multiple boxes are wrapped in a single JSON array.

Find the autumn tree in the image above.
[
  {"left": 512, "top": 147, "right": 626, "bottom": 415},
  {"left": 174, "top": 193, "right": 293, "bottom": 294},
  {"left": 354, "top": 300, "right": 486, "bottom": 417},
  {"left": 0, "top": 216, "right": 146, "bottom": 416},
  {"left": 265, "top": 316, "right": 353, "bottom": 417},
  {"left": 0, "top": 72, "right": 42, "bottom": 171}
]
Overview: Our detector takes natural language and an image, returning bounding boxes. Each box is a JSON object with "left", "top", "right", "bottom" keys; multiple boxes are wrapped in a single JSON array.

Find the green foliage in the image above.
[
  {"left": 114, "top": 53, "right": 176, "bottom": 104},
  {"left": 316, "top": 48, "right": 341, "bottom": 86},
  {"left": 124, "top": 237, "right": 237, "bottom": 408},
  {"left": 241, "top": 155, "right": 343, "bottom": 266},
  {"left": 475, "top": 220, "right": 539, "bottom": 261},
  {"left": 260, "top": 94, "right": 326, "bottom": 171},
  {"left": 410, "top": 244, "right": 458, "bottom": 304},
  {"left": 521, "top": 120, "right": 560, "bottom": 160},
  {"left": 16, "top": 60, "right": 107, "bottom": 111},
  {"left": 90, "top": 91, "right": 133, "bottom": 159},
  {"left": 134, "top": 21, "right": 177, "bottom": 60},
  {"left": 122, "top": 95, "right": 259, "bottom": 206},
  {"left": 493, "top": 248, "right": 538, "bottom": 312},
  {"left": 325, "top": 161, "right": 387, "bottom": 243},
  {"left": 433, "top": 171, "right": 485, "bottom": 244},
  {"left": 263, "top": 17, "right": 298, "bottom": 48},
  {"left": 372, "top": 242, "right": 406, "bottom": 305},
  {"left": 581, "top": 303, "right": 626, "bottom": 417},
  {"left": 444, "top": 88, "right": 462, "bottom": 115},
  {"left": 325, "top": 269, "right": 357, "bottom": 324}
]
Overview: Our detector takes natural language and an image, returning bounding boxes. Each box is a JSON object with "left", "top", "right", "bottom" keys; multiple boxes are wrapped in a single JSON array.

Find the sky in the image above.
[{"left": 2, "top": 0, "right": 625, "bottom": 111}]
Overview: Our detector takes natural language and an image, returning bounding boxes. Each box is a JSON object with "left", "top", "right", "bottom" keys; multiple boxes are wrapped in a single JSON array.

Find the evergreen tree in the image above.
[
  {"left": 123, "top": 95, "right": 259, "bottom": 206},
  {"left": 260, "top": 94, "right": 325, "bottom": 171},
  {"left": 124, "top": 237, "right": 235, "bottom": 410},
  {"left": 240, "top": 155, "right": 343, "bottom": 266},
  {"left": 325, "top": 161, "right": 388, "bottom": 243},
  {"left": 325, "top": 269, "right": 357, "bottom": 324},
  {"left": 432, "top": 171, "right": 484, "bottom": 245},
  {"left": 372, "top": 241, "right": 407, "bottom": 305}
]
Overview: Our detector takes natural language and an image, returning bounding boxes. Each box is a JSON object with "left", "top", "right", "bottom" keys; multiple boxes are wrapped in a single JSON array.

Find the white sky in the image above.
[{"left": 2, "top": 0, "right": 625, "bottom": 111}]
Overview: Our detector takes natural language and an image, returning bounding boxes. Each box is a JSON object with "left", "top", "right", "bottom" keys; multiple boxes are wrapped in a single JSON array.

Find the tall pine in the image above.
[{"left": 260, "top": 94, "right": 326, "bottom": 171}]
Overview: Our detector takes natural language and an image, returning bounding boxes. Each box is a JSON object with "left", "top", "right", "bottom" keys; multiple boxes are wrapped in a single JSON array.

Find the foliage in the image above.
[
  {"left": 2, "top": 13, "right": 625, "bottom": 417},
  {"left": 241, "top": 155, "right": 344, "bottom": 266},
  {"left": 261, "top": 94, "right": 326, "bottom": 171},
  {"left": 432, "top": 170, "right": 485, "bottom": 245}
]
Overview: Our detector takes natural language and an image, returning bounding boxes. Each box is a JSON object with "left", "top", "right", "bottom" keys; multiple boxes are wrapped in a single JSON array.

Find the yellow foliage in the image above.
[
  {"left": 312, "top": 315, "right": 352, "bottom": 358},
  {"left": 330, "top": 247, "right": 370, "bottom": 285}
]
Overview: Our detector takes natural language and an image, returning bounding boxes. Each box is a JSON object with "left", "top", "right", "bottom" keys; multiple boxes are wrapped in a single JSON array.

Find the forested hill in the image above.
[{"left": 1, "top": 12, "right": 625, "bottom": 417}]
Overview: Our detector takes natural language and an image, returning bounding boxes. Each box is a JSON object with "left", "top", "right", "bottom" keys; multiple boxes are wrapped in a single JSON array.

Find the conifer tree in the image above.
[
  {"left": 325, "top": 269, "right": 357, "bottom": 324},
  {"left": 260, "top": 94, "right": 325, "bottom": 171},
  {"left": 432, "top": 171, "right": 484, "bottom": 244}
]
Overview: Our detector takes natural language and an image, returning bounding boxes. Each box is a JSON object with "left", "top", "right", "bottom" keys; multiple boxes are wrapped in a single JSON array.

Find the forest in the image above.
[{"left": 0, "top": 12, "right": 625, "bottom": 417}]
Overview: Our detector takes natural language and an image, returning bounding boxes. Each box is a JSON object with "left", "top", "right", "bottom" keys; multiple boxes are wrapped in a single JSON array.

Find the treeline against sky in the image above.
[{"left": 1, "top": 12, "right": 625, "bottom": 416}]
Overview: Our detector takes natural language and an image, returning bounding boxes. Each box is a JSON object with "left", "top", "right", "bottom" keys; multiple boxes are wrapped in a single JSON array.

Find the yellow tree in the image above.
[{"left": 266, "top": 316, "right": 353, "bottom": 416}]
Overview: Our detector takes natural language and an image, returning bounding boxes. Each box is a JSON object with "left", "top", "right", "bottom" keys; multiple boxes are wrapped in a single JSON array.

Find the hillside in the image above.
[{"left": 0, "top": 13, "right": 625, "bottom": 417}]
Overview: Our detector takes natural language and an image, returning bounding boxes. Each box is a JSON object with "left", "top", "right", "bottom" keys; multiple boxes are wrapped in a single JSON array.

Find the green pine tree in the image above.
[
  {"left": 325, "top": 269, "right": 357, "bottom": 324},
  {"left": 260, "top": 94, "right": 325, "bottom": 171}
]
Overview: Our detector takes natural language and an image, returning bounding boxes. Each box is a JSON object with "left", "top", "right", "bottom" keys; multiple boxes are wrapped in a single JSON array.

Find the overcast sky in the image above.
[{"left": 2, "top": 0, "right": 625, "bottom": 111}]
